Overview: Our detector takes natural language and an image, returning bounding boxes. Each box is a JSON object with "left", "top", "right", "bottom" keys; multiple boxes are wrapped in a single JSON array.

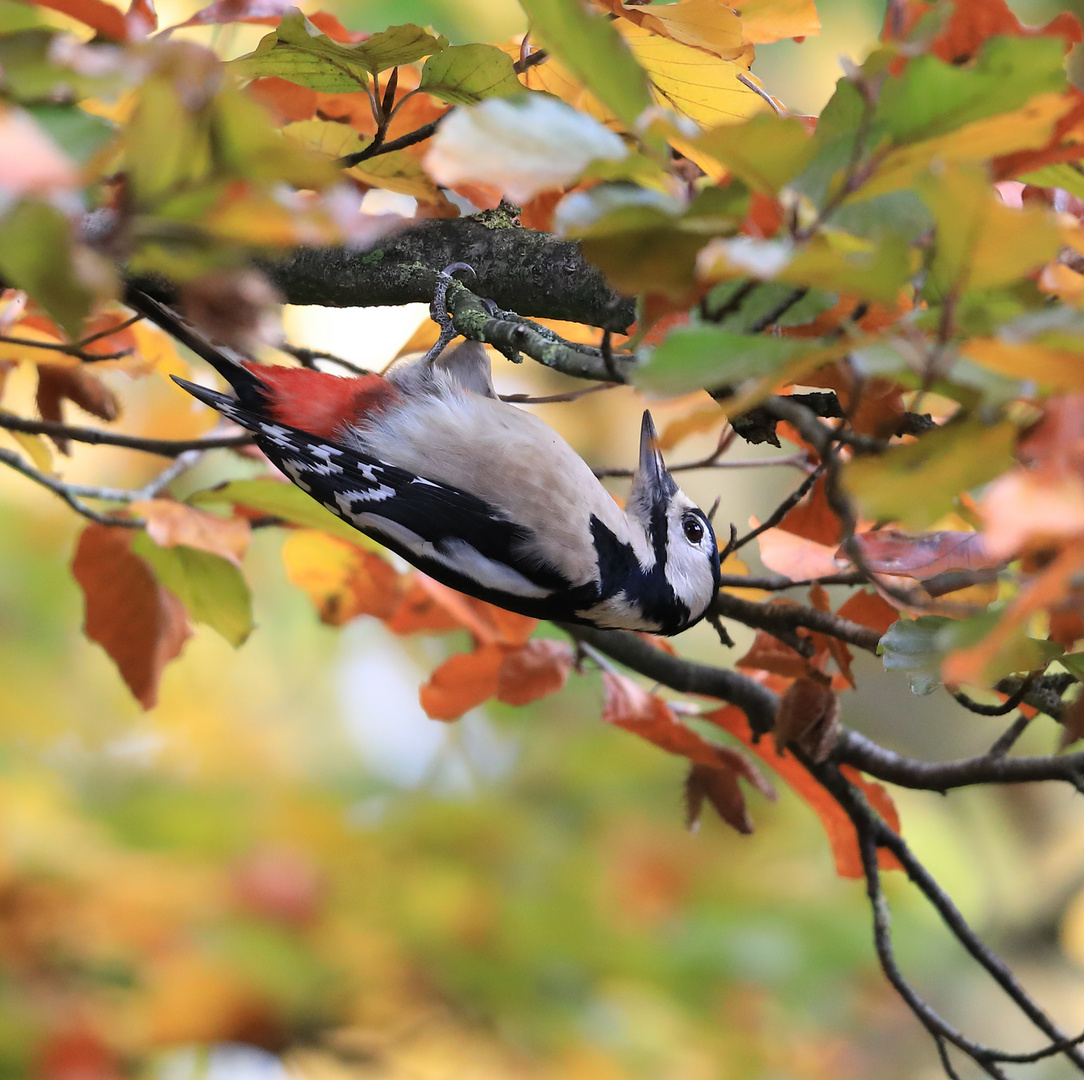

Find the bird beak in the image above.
[{"left": 633, "top": 410, "right": 677, "bottom": 504}]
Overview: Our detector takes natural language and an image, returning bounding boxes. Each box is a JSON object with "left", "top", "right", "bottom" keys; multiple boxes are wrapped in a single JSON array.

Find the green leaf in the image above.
[
  {"left": 1021, "top": 163, "right": 1084, "bottom": 202},
  {"left": 419, "top": 44, "right": 522, "bottom": 105},
  {"left": 706, "top": 281, "right": 836, "bottom": 333},
  {"left": 25, "top": 104, "right": 114, "bottom": 164},
  {"left": 0, "top": 200, "right": 114, "bottom": 336},
  {"left": 879, "top": 616, "right": 953, "bottom": 695},
  {"left": 190, "top": 479, "right": 375, "bottom": 548},
  {"left": 232, "top": 10, "right": 446, "bottom": 92},
  {"left": 519, "top": 0, "right": 654, "bottom": 137},
  {"left": 876, "top": 36, "right": 1068, "bottom": 145},
  {"left": 133, "top": 534, "right": 254, "bottom": 648},
  {"left": 843, "top": 419, "right": 1017, "bottom": 529},
  {"left": 691, "top": 115, "right": 815, "bottom": 193},
  {"left": 635, "top": 326, "right": 815, "bottom": 396},
  {"left": 918, "top": 167, "right": 1062, "bottom": 299},
  {"left": 0, "top": 29, "right": 130, "bottom": 102},
  {"left": 1060, "top": 653, "right": 1084, "bottom": 681}
]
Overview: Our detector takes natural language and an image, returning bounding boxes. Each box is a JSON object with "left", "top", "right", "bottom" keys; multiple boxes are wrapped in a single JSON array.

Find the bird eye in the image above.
[{"left": 682, "top": 516, "right": 704, "bottom": 544}]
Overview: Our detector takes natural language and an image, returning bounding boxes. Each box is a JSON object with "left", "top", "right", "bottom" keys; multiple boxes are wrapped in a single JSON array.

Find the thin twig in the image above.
[{"left": 0, "top": 412, "right": 252, "bottom": 456}]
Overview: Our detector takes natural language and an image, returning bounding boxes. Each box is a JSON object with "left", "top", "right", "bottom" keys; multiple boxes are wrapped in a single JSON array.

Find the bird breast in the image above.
[{"left": 341, "top": 381, "right": 632, "bottom": 587}]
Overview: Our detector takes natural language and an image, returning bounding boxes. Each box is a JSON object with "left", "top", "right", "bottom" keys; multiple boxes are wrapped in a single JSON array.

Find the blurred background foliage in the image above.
[{"left": 1, "top": 0, "right": 1084, "bottom": 1078}]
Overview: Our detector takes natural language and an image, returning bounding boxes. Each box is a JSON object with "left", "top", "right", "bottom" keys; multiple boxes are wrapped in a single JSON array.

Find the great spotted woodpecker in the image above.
[{"left": 148, "top": 294, "right": 721, "bottom": 634}]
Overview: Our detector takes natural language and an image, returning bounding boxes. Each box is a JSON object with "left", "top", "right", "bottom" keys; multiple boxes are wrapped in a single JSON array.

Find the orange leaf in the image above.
[
  {"left": 29, "top": 0, "right": 130, "bottom": 39},
  {"left": 281, "top": 530, "right": 401, "bottom": 626},
  {"left": 757, "top": 527, "right": 843, "bottom": 580},
  {"left": 497, "top": 639, "right": 574, "bottom": 706},
  {"left": 810, "top": 583, "right": 854, "bottom": 688},
  {"left": 602, "top": 673, "right": 774, "bottom": 803},
  {"left": 72, "top": 524, "right": 192, "bottom": 709},
  {"left": 736, "top": 0, "right": 820, "bottom": 44},
  {"left": 836, "top": 590, "right": 900, "bottom": 635},
  {"left": 386, "top": 576, "right": 465, "bottom": 636},
  {"left": 737, "top": 627, "right": 815, "bottom": 680},
  {"left": 883, "top": 0, "right": 1081, "bottom": 63},
  {"left": 943, "top": 540, "right": 1084, "bottom": 686},
  {"left": 419, "top": 644, "right": 504, "bottom": 721},
  {"left": 708, "top": 702, "right": 901, "bottom": 878},
  {"left": 402, "top": 575, "right": 537, "bottom": 646},
  {"left": 778, "top": 476, "right": 841, "bottom": 545},
  {"left": 685, "top": 762, "right": 757, "bottom": 835},
  {"left": 131, "top": 500, "right": 251, "bottom": 567}
]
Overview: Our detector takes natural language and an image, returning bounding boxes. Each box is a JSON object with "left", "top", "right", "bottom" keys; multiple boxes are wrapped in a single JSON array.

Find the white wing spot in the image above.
[
  {"left": 258, "top": 423, "right": 296, "bottom": 449},
  {"left": 282, "top": 460, "right": 312, "bottom": 493},
  {"left": 333, "top": 487, "right": 396, "bottom": 522}
]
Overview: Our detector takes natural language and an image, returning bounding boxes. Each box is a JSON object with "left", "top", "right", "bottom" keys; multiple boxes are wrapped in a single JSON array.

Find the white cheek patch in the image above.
[{"left": 353, "top": 515, "right": 550, "bottom": 599}]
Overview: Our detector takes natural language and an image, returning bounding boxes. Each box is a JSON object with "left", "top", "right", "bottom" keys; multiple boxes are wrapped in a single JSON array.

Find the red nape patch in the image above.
[{"left": 243, "top": 363, "right": 400, "bottom": 440}]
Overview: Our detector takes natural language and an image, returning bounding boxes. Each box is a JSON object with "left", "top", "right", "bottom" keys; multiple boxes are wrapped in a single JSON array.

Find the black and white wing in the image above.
[{"left": 175, "top": 378, "right": 600, "bottom": 620}]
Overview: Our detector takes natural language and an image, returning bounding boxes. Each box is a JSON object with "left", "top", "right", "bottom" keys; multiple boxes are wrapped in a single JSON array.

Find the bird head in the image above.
[{"left": 626, "top": 411, "right": 721, "bottom": 631}]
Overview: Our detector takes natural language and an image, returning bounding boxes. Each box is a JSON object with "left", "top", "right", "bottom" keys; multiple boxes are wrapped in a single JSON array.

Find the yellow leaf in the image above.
[
  {"left": 962, "top": 338, "right": 1084, "bottom": 390},
  {"left": 603, "top": 0, "right": 747, "bottom": 59},
  {"left": 737, "top": 0, "right": 821, "bottom": 43},
  {"left": 281, "top": 529, "right": 402, "bottom": 625},
  {"left": 919, "top": 167, "right": 1061, "bottom": 294},
  {"left": 623, "top": 22, "right": 768, "bottom": 128},
  {"left": 3, "top": 426, "right": 53, "bottom": 474}
]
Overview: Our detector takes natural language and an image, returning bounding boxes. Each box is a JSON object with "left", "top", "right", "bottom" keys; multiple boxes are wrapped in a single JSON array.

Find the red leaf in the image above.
[
  {"left": 29, "top": 0, "right": 150, "bottom": 39},
  {"left": 845, "top": 529, "right": 1002, "bottom": 579},
  {"left": 602, "top": 674, "right": 776, "bottom": 814},
  {"left": 72, "top": 524, "right": 191, "bottom": 710},
  {"left": 707, "top": 703, "right": 901, "bottom": 878},
  {"left": 497, "top": 639, "right": 574, "bottom": 706},
  {"left": 419, "top": 645, "right": 504, "bottom": 721},
  {"left": 882, "top": 0, "right": 1081, "bottom": 62}
]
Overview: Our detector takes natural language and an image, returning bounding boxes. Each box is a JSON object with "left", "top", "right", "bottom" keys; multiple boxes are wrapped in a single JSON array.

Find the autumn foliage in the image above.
[{"left": 4, "top": 0, "right": 1084, "bottom": 1074}]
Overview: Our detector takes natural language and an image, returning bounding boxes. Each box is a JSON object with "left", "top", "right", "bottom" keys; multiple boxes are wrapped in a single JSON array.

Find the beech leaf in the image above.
[{"left": 72, "top": 524, "right": 192, "bottom": 709}]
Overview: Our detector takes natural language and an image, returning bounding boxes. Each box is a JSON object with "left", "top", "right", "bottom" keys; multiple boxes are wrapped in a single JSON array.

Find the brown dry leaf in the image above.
[
  {"left": 132, "top": 500, "right": 251, "bottom": 567},
  {"left": 1058, "top": 696, "right": 1084, "bottom": 751},
  {"left": 497, "top": 639, "right": 574, "bottom": 706},
  {"left": 180, "top": 270, "right": 283, "bottom": 354},
  {"left": 419, "top": 645, "right": 505, "bottom": 721},
  {"left": 281, "top": 530, "right": 401, "bottom": 626},
  {"left": 847, "top": 529, "right": 1003, "bottom": 580},
  {"left": 72, "top": 524, "right": 192, "bottom": 710},
  {"left": 775, "top": 676, "right": 841, "bottom": 761},
  {"left": 685, "top": 762, "right": 753, "bottom": 834},
  {"left": 36, "top": 364, "right": 120, "bottom": 452}
]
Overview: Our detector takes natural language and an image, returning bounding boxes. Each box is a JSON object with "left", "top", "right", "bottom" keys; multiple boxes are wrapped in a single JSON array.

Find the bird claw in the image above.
[{"left": 422, "top": 262, "right": 477, "bottom": 366}]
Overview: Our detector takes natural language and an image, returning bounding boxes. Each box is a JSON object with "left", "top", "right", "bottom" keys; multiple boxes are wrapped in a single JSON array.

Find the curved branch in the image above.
[{"left": 835, "top": 728, "right": 1084, "bottom": 792}]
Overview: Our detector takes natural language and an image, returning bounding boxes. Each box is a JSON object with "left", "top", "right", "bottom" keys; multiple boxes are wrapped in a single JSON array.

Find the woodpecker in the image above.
[{"left": 149, "top": 296, "right": 721, "bottom": 634}]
